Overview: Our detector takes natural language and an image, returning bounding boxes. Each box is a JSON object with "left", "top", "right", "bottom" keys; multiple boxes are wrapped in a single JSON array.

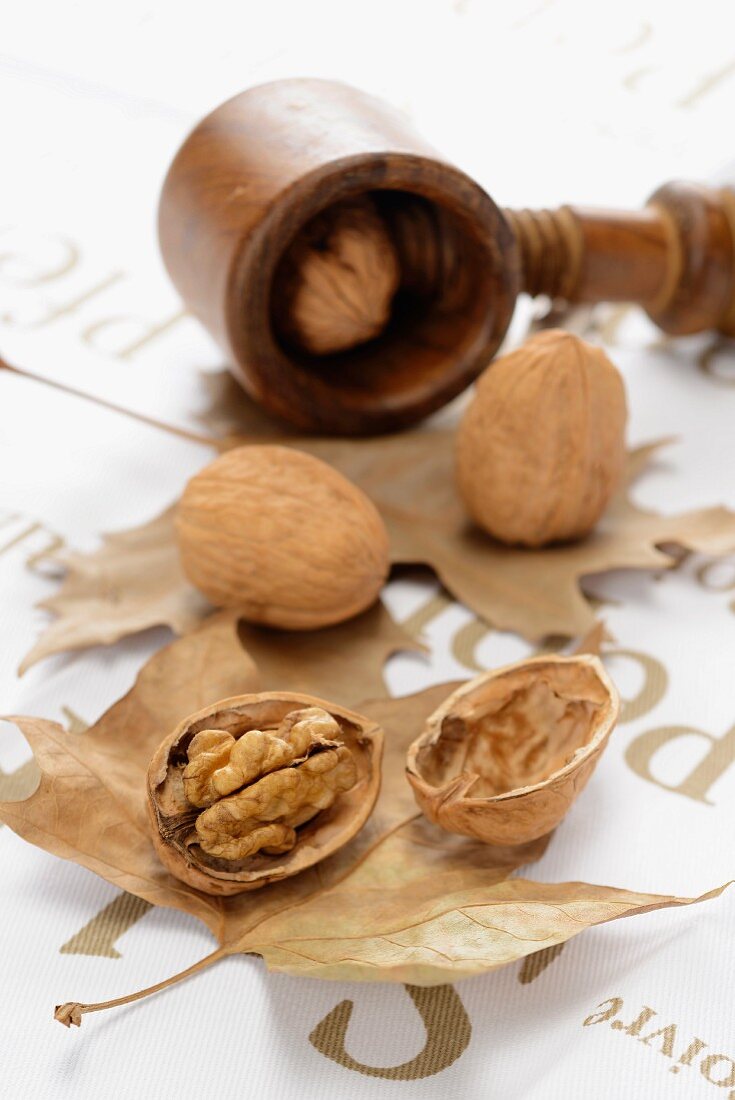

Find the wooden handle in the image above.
[
  {"left": 159, "top": 77, "right": 735, "bottom": 437},
  {"left": 505, "top": 182, "right": 735, "bottom": 336}
]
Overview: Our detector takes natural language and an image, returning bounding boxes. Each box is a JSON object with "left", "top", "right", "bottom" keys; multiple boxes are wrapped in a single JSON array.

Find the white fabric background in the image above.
[{"left": 2, "top": 2, "right": 735, "bottom": 1097}]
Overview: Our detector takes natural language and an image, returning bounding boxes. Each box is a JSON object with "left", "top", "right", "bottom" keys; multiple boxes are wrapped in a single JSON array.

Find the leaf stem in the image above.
[
  {"left": 54, "top": 945, "right": 231, "bottom": 1028},
  {"left": 0, "top": 352, "right": 219, "bottom": 451}
]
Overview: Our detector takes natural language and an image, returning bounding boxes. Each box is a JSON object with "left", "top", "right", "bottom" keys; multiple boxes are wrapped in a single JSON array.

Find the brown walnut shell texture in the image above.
[
  {"left": 176, "top": 444, "right": 390, "bottom": 629},
  {"left": 406, "top": 654, "right": 619, "bottom": 846},
  {"left": 456, "top": 330, "right": 628, "bottom": 547},
  {"left": 273, "top": 196, "right": 400, "bottom": 356},
  {"left": 147, "top": 691, "right": 383, "bottom": 895}
]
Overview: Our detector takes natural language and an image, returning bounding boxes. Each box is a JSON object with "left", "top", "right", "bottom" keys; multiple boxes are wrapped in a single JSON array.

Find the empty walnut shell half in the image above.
[
  {"left": 405, "top": 654, "right": 619, "bottom": 846},
  {"left": 147, "top": 692, "right": 383, "bottom": 895}
]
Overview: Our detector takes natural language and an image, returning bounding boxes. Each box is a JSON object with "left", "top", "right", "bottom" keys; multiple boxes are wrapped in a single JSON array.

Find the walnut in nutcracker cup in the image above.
[
  {"left": 406, "top": 654, "right": 619, "bottom": 846},
  {"left": 456, "top": 330, "right": 628, "bottom": 547},
  {"left": 148, "top": 692, "right": 383, "bottom": 895},
  {"left": 273, "top": 196, "right": 401, "bottom": 356},
  {"left": 176, "top": 445, "right": 390, "bottom": 630}
]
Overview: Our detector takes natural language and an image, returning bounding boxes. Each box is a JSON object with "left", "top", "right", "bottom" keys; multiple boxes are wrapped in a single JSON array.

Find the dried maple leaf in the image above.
[
  {"left": 0, "top": 615, "right": 726, "bottom": 1027},
  {"left": 21, "top": 438, "right": 735, "bottom": 672},
  {"left": 233, "top": 605, "right": 423, "bottom": 706}
]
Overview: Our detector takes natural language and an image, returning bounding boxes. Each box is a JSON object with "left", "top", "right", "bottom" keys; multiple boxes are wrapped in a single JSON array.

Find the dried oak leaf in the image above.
[
  {"left": 300, "top": 436, "right": 735, "bottom": 640},
  {"left": 22, "top": 533, "right": 418, "bottom": 704},
  {"left": 20, "top": 507, "right": 210, "bottom": 674},
  {"left": 21, "top": 438, "right": 735, "bottom": 671},
  {"left": 0, "top": 615, "right": 726, "bottom": 1027}
]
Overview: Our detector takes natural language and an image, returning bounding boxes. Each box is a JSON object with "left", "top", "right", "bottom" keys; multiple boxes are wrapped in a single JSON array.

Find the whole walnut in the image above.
[
  {"left": 456, "top": 330, "right": 627, "bottom": 547},
  {"left": 273, "top": 196, "right": 400, "bottom": 356},
  {"left": 176, "top": 445, "right": 390, "bottom": 629}
]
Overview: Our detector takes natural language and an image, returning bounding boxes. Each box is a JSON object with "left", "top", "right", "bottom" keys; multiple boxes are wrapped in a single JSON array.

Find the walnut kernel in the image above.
[{"left": 147, "top": 693, "right": 382, "bottom": 895}]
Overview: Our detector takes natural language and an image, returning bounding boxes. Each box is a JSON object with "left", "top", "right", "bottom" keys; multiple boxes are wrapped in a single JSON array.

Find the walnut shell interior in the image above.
[
  {"left": 406, "top": 655, "right": 619, "bottom": 846},
  {"left": 148, "top": 692, "right": 382, "bottom": 895}
]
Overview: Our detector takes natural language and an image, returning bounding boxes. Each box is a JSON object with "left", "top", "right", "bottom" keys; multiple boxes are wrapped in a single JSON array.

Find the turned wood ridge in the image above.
[
  {"left": 505, "top": 186, "right": 735, "bottom": 338},
  {"left": 159, "top": 79, "right": 735, "bottom": 434}
]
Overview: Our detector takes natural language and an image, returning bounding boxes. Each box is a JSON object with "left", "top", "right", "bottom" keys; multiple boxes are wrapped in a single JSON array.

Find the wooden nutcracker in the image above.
[{"left": 159, "top": 79, "right": 735, "bottom": 434}]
